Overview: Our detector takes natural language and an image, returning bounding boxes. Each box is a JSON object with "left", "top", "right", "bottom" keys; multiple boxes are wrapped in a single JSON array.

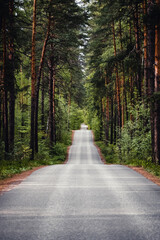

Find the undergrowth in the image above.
[
  {"left": 0, "top": 132, "right": 72, "bottom": 180},
  {"left": 95, "top": 141, "right": 160, "bottom": 178}
]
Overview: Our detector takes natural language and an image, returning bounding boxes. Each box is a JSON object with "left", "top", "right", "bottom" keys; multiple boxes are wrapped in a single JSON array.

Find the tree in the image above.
[
  {"left": 8, "top": 0, "right": 15, "bottom": 152},
  {"left": 35, "top": 10, "right": 51, "bottom": 152},
  {"left": 30, "top": 0, "right": 37, "bottom": 159},
  {"left": 153, "top": 0, "right": 160, "bottom": 164},
  {"left": 0, "top": 0, "right": 86, "bottom": 163}
]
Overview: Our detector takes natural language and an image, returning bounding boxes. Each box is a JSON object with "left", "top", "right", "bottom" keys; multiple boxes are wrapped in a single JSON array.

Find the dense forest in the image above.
[
  {"left": 0, "top": 0, "right": 87, "bottom": 176},
  {"left": 85, "top": 0, "right": 160, "bottom": 171},
  {"left": 0, "top": 0, "right": 160, "bottom": 178}
]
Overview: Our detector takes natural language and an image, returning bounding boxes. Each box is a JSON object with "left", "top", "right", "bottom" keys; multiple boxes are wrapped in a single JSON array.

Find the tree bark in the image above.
[
  {"left": 130, "top": 75, "right": 134, "bottom": 121},
  {"left": 52, "top": 68, "right": 56, "bottom": 145},
  {"left": 133, "top": 2, "right": 142, "bottom": 98},
  {"left": 143, "top": 0, "right": 148, "bottom": 97},
  {"left": 119, "top": 20, "right": 127, "bottom": 127},
  {"left": 0, "top": 70, "right": 2, "bottom": 141},
  {"left": 48, "top": 57, "right": 53, "bottom": 146},
  {"left": 99, "top": 99, "right": 103, "bottom": 141},
  {"left": 112, "top": 21, "right": 122, "bottom": 129},
  {"left": 129, "top": 19, "right": 133, "bottom": 121},
  {"left": 67, "top": 72, "right": 72, "bottom": 131},
  {"left": 41, "top": 71, "right": 45, "bottom": 128},
  {"left": 147, "top": 0, "right": 155, "bottom": 163},
  {"left": 48, "top": 55, "right": 56, "bottom": 146},
  {"left": 154, "top": 0, "right": 160, "bottom": 164},
  {"left": 30, "top": 0, "right": 37, "bottom": 159},
  {"left": 110, "top": 96, "right": 113, "bottom": 144},
  {"left": 113, "top": 98, "right": 117, "bottom": 144},
  {"left": 106, "top": 96, "right": 109, "bottom": 143},
  {"left": 105, "top": 73, "right": 109, "bottom": 143},
  {"left": 2, "top": 17, "right": 9, "bottom": 155},
  {"left": 67, "top": 92, "right": 71, "bottom": 131},
  {"left": 8, "top": 0, "right": 15, "bottom": 152},
  {"left": 35, "top": 13, "right": 51, "bottom": 153}
]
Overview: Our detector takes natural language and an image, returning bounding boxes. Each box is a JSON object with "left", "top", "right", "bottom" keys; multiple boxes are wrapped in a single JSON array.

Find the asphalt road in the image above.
[{"left": 0, "top": 124, "right": 160, "bottom": 240}]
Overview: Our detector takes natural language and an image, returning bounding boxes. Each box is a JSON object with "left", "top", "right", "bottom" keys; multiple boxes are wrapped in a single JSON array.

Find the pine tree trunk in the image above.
[
  {"left": 8, "top": 0, "right": 15, "bottom": 153},
  {"left": 35, "top": 14, "right": 51, "bottom": 153},
  {"left": 119, "top": 20, "right": 126, "bottom": 127},
  {"left": 52, "top": 69, "right": 56, "bottom": 144},
  {"left": 133, "top": 3, "right": 142, "bottom": 98},
  {"left": 0, "top": 70, "right": 2, "bottom": 141},
  {"left": 129, "top": 19, "right": 133, "bottom": 121},
  {"left": 20, "top": 65, "right": 25, "bottom": 138},
  {"left": 106, "top": 96, "right": 109, "bottom": 143},
  {"left": 154, "top": 0, "right": 160, "bottom": 164},
  {"left": 67, "top": 92, "right": 71, "bottom": 131},
  {"left": 130, "top": 75, "right": 134, "bottom": 121},
  {"left": 112, "top": 21, "right": 122, "bottom": 129},
  {"left": 114, "top": 101, "right": 117, "bottom": 144},
  {"left": 30, "top": 0, "right": 37, "bottom": 159},
  {"left": 67, "top": 73, "right": 72, "bottom": 131},
  {"left": 41, "top": 71, "right": 45, "bottom": 128},
  {"left": 102, "top": 98, "right": 105, "bottom": 138},
  {"left": 124, "top": 87, "right": 128, "bottom": 121},
  {"left": 48, "top": 55, "right": 56, "bottom": 146},
  {"left": 100, "top": 99, "right": 103, "bottom": 141},
  {"left": 0, "top": 98, "right": 1, "bottom": 142},
  {"left": 110, "top": 97, "right": 113, "bottom": 144},
  {"left": 143, "top": 0, "right": 148, "bottom": 97},
  {"left": 2, "top": 17, "right": 9, "bottom": 156},
  {"left": 147, "top": 0, "right": 156, "bottom": 163},
  {"left": 105, "top": 73, "right": 109, "bottom": 143},
  {"left": 48, "top": 57, "right": 53, "bottom": 146},
  {"left": 4, "top": 90, "right": 9, "bottom": 155}
]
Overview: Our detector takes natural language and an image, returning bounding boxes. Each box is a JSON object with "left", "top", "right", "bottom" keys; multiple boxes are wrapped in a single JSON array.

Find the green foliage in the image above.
[
  {"left": 90, "top": 115, "right": 101, "bottom": 141},
  {"left": 69, "top": 103, "right": 84, "bottom": 130},
  {"left": 96, "top": 141, "right": 118, "bottom": 164},
  {"left": 0, "top": 132, "right": 72, "bottom": 180},
  {"left": 117, "top": 103, "right": 151, "bottom": 165},
  {"left": 144, "top": 160, "right": 160, "bottom": 177}
]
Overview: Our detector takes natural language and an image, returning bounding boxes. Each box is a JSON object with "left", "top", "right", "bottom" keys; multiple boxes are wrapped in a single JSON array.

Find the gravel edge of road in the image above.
[
  {"left": 127, "top": 166, "right": 160, "bottom": 187},
  {"left": 0, "top": 166, "right": 46, "bottom": 194}
]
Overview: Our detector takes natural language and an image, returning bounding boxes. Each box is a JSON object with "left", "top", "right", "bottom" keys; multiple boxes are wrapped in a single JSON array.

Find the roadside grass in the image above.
[
  {"left": 0, "top": 132, "right": 72, "bottom": 180},
  {"left": 95, "top": 141, "right": 119, "bottom": 164},
  {"left": 95, "top": 141, "right": 160, "bottom": 178}
]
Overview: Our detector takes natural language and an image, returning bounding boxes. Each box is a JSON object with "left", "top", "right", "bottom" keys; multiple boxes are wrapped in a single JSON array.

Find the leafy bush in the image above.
[
  {"left": 69, "top": 103, "right": 84, "bottom": 130},
  {"left": 0, "top": 132, "right": 72, "bottom": 179},
  {"left": 96, "top": 141, "right": 118, "bottom": 164},
  {"left": 90, "top": 115, "right": 102, "bottom": 141},
  {"left": 117, "top": 102, "right": 152, "bottom": 165}
]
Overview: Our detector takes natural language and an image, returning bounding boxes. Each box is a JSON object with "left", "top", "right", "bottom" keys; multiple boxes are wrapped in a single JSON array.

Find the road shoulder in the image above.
[
  {"left": 0, "top": 166, "right": 45, "bottom": 194},
  {"left": 93, "top": 133, "right": 160, "bottom": 187},
  {"left": 128, "top": 166, "right": 160, "bottom": 187}
]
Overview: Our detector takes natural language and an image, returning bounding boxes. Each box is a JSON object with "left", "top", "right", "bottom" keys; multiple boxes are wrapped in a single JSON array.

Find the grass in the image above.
[
  {"left": 95, "top": 140, "right": 160, "bottom": 178},
  {"left": 95, "top": 141, "right": 119, "bottom": 164},
  {"left": 0, "top": 133, "right": 72, "bottom": 180}
]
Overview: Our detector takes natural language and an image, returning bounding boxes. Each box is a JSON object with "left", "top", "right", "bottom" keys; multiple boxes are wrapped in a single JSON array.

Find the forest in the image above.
[{"left": 0, "top": 0, "right": 160, "bottom": 178}]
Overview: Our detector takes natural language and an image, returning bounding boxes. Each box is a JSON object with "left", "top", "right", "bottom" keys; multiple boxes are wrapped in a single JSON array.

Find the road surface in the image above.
[{"left": 0, "top": 125, "right": 160, "bottom": 240}]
